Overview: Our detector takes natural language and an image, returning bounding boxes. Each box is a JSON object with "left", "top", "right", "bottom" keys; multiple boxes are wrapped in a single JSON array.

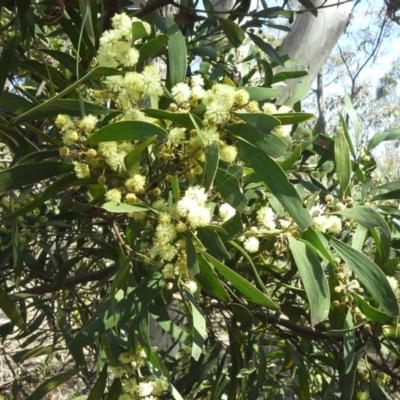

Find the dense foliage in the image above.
[{"left": 2, "top": 1, "right": 400, "bottom": 399}]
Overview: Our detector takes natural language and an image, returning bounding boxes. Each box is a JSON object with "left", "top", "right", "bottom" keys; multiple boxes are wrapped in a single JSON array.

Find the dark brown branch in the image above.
[{"left": 18, "top": 265, "right": 118, "bottom": 295}]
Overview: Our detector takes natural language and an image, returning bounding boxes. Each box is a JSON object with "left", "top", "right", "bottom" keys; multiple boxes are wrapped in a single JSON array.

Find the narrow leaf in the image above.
[
  {"left": 287, "top": 236, "right": 330, "bottom": 326},
  {"left": 0, "top": 286, "right": 28, "bottom": 332},
  {"left": 202, "top": 252, "right": 279, "bottom": 311},
  {"left": 0, "top": 162, "right": 73, "bottom": 192},
  {"left": 343, "top": 309, "right": 355, "bottom": 373},
  {"left": 166, "top": 18, "right": 187, "bottom": 86},
  {"left": 124, "top": 136, "right": 156, "bottom": 176},
  {"left": 330, "top": 237, "right": 399, "bottom": 317},
  {"left": 25, "top": 369, "right": 80, "bottom": 400},
  {"left": 218, "top": 18, "right": 245, "bottom": 48},
  {"left": 334, "top": 129, "right": 351, "bottom": 196},
  {"left": 203, "top": 141, "right": 219, "bottom": 191},
  {"left": 248, "top": 31, "right": 284, "bottom": 65},
  {"left": 87, "top": 121, "right": 167, "bottom": 143},
  {"left": 236, "top": 139, "right": 312, "bottom": 230}
]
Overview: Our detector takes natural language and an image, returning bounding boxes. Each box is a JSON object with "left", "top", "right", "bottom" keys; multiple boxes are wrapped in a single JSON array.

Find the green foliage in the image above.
[{"left": 1, "top": 2, "right": 400, "bottom": 400}]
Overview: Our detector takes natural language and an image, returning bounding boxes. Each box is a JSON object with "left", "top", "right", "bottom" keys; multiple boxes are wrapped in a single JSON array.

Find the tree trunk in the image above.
[{"left": 276, "top": 0, "right": 352, "bottom": 103}]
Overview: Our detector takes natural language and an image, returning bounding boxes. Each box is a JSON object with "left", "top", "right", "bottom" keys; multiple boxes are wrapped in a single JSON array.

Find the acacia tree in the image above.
[{"left": 2, "top": 1, "right": 400, "bottom": 400}]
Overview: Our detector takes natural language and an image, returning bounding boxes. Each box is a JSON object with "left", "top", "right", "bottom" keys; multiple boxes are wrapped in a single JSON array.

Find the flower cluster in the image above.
[
  {"left": 97, "top": 13, "right": 151, "bottom": 69},
  {"left": 111, "top": 350, "right": 169, "bottom": 399}
]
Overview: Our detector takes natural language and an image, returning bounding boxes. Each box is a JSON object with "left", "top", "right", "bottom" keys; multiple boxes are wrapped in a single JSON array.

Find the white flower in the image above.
[
  {"left": 219, "top": 203, "right": 236, "bottom": 222},
  {"left": 62, "top": 129, "right": 79, "bottom": 146},
  {"left": 198, "top": 126, "right": 220, "bottom": 147},
  {"left": 185, "top": 280, "right": 198, "bottom": 293},
  {"left": 313, "top": 215, "right": 328, "bottom": 232},
  {"left": 325, "top": 215, "right": 342, "bottom": 234},
  {"left": 191, "top": 85, "right": 205, "bottom": 99},
  {"left": 185, "top": 186, "right": 208, "bottom": 205},
  {"left": 169, "top": 127, "right": 186, "bottom": 145},
  {"left": 98, "top": 141, "right": 118, "bottom": 158},
  {"left": 277, "top": 105, "right": 292, "bottom": 113},
  {"left": 97, "top": 45, "right": 118, "bottom": 68},
  {"left": 73, "top": 162, "right": 90, "bottom": 179},
  {"left": 118, "top": 45, "right": 140, "bottom": 67},
  {"left": 125, "top": 174, "right": 146, "bottom": 192},
  {"left": 244, "top": 237, "right": 259, "bottom": 253},
  {"left": 123, "top": 71, "right": 144, "bottom": 94},
  {"left": 262, "top": 103, "right": 277, "bottom": 115},
  {"left": 137, "top": 381, "right": 155, "bottom": 397},
  {"left": 154, "top": 223, "right": 177, "bottom": 244},
  {"left": 187, "top": 206, "right": 211, "bottom": 228},
  {"left": 105, "top": 188, "right": 122, "bottom": 203},
  {"left": 220, "top": 145, "right": 237, "bottom": 163},
  {"left": 234, "top": 89, "right": 250, "bottom": 106},
  {"left": 273, "top": 125, "right": 292, "bottom": 137},
  {"left": 257, "top": 206, "right": 276, "bottom": 230},
  {"left": 162, "top": 263, "right": 176, "bottom": 279},
  {"left": 78, "top": 114, "right": 97, "bottom": 133},
  {"left": 176, "top": 197, "right": 198, "bottom": 218},
  {"left": 159, "top": 243, "right": 178, "bottom": 261},
  {"left": 142, "top": 66, "right": 163, "bottom": 97},
  {"left": 103, "top": 75, "right": 124, "bottom": 92},
  {"left": 387, "top": 276, "right": 398, "bottom": 291},
  {"left": 151, "top": 378, "right": 169, "bottom": 395},
  {"left": 106, "top": 152, "right": 127, "bottom": 172},
  {"left": 171, "top": 82, "right": 191, "bottom": 104},
  {"left": 205, "top": 102, "right": 230, "bottom": 124},
  {"left": 190, "top": 75, "right": 204, "bottom": 87}
]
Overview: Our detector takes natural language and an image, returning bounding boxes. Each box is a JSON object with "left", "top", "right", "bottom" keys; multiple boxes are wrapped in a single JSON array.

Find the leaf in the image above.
[
  {"left": 86, "top": 121, "right": 167, "bottom": 143},
  {"left": 285, "top": 80, "right": 311, "bottom": 107},
  {"left": 279, "top": 143, "right": 301, "bottom": 170},
  {"left": 197, "top": 255, "right": 231, "bottom": 303},
  {"left": 25, "top": 369, "right": 80, "bottom": 400},
  {"left": 203, "top": 141, "right": 219, "bottom": 191},
  {"left": 138, "top": 35, "right": 169, "bottom": 70},
  {"left": 197, "top": 227, "right": 231, "bottom": 259},
  {"left": 87, "top": 362, "right": 108, "bottom": 400},
  {"left": 287, "top": 236, "right": 330, "bottom": 326},
  {"left": 166, "top": 18, "right": 187, "bottom": 86},
  {"left": 186, "top": 289, "right": 207, "bottom": 361},
  {"left": 124, "top": 136, "right": 156, "bottom": 176},
  {"left": 11, "top": 67, "right": 123, "bottom": 125},
  {"left": 144, "top": 109, "right": 203, "bottom": 130},
  {"left": 334, "top": 129, "right": 351, "bottom": 196},
  {"left": 352, "top": 293, "right": 390, "bottom": 324},
  {"left": 247, "top": 31, "right": 284, "bottom": 65},
  {"left": 344, "top": 94, "right": 361, "bottom": 148},
  {"left": 13, "top": 347, "right": 53, "bottom": 363},
  {"left": 368, "top": 127, "right": 400, "bottom": 150},
  {"left": 370, "top": 371, "right": 392, "bottom": 400},
  {"left": 243, "top": 87, "right": 279, "bottom": 101},
  {"left": 218, "top": 18, "right": 245, "bottom": 48},
  {"left": 274, "top": 112, "right": 315, "bottom": 125},
  {"left": 0, "top": 286, "right": 28, "bottom": 332},
  {"left": 330, "top": 237, "right": 399, "bottom": 317},
  {"left": 202, "top": 251, "right": 279, "bottom": 311},
  {"left": 214, "top": 168, "right": 248, "bottom": 213},
  {"left": 70, "top": 274, "right": 164, "bottom": 348},
  {"left": 334, "top": 206, "right": 390, "bottom": 241},
  {"left": 0, "top": 36, "right": 19, "bottom": 97},
  {"left": 101, "top": 202, "right": 148, "bottom": 213},
  {"left": 0, "top": 91, "right": 34, "bottom": 115},
  {"left": 40, "top": 49, "right": 86, "bottom": 77},
  {"left": 0, "top": 162, "right": 74, "bottom": 192},
  {"left": 272, "top": 71, "right": 308, "bottom": 83},
  {"left": 132, "top": 20, "right": 148, "bottom": 41},
  {"left": 297, "top": 0, "right": 318, "bottom": 15},
  {"left": 227, "top": 122, "right": 288, "bottom": 158},
  {"left": 236, "top": 139, "right": 313, "bottom": 230},
  {"left": 186, "top": 232, "right": 200, "bottom": 279},
  {"left": 343, "top": 309, "right": 355, "bottom": 374},
  {"left": 235, "top": 113, "right": 280, "bottom": 134}
]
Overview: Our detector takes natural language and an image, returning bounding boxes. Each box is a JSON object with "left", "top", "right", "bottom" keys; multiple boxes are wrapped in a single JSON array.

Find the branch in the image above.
[{"left": 17, "top": 265, "right": 118, "bottom": 295}]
